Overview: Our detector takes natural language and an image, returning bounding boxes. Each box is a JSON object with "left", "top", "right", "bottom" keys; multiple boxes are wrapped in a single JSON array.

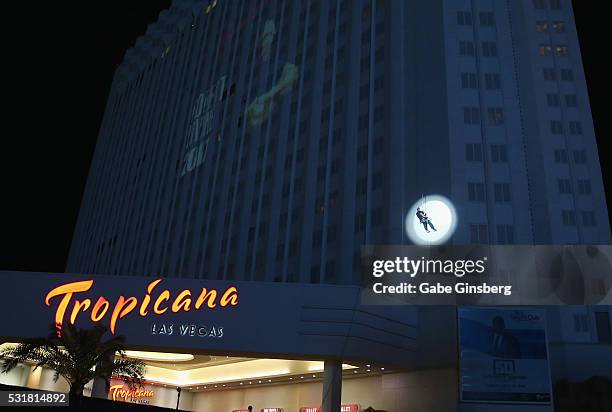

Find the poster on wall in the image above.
[{"left": 458, "top": 307, "right": 552, "bottom": 404}]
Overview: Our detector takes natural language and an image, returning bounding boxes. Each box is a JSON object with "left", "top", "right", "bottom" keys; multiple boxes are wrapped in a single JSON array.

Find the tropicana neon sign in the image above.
[
  {"left": 109, "top": 384, "right": 154, "bottom": 402},
  {"left": 44, "top": 279, "right": 238, "bottom": 334}
]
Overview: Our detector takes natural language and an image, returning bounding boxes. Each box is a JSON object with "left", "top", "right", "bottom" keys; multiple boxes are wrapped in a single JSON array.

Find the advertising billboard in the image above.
[{"left": 459, "top": 307, "right": 552, "bottom": 404}]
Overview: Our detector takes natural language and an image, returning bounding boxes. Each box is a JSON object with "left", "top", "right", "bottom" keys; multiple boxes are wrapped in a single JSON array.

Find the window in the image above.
[
  {"left": 533, "top": 0, "right": 546, "bottom": 9},
  {"left": 595, "top": 312, "right": 612, "bottom": 343},
  {"left": 459, "top": 41, "right": 475, "bottom": 56},
  {"left": 565, "top": 94, "right": 578, "bottom": 107},
  {"left": 550, "top": 0, "right": 562, "bottom": 10},
  {"left": 491, "top": 144, "right": 508, "bottom": 162},
  {"left": 557, "top": 178, "right": 572, "bottom": 194},
  {"left": 546, "top": 94, "right": 560, "bottom": 107},
  {"left": 573, "top": 150, "right": 587, "bottom": 164},
  {"left": 457, "top": 11, "right": 473, "bottom": 25},
  {"left": 371, "top": 208, "right": 383, "bottom": 226},
  {"left": 464, "top": 107, "right": 480, "bottom": 124},
  {"left": 497, "top": 225, "right": 515, "bottom": 244},
  {"left": 485, "top": 73, "right": 501, "bottom": 90},
  {"left": 466, "top": 143, "right": 483, "bottom": 162},
  {"left": 539, "top": 44, "right": 552, "bottom": 56},
  {"left": 488, "top": 108, "right": 504, "bottom": 125},
  {"left": 562, "top": 210, "right": 576, "bottom": 226},
  {"left": 551, "top": 121, "right": 563, "bottom": 134},
  {"left": 536, "top": 21, "right": 549, "bottom": 32},
  {"left": 573, "top": 313, "right": 589, "bottom": 333},
  {"left": 552, "top": 21, "right": 565, "bottom": 32},
  {"left": 577, "top": 179, "right": 591, "bottom": 195},
  {"left": 561, "top": 69, "right": 574, "bottom": 81},
  {"left": 482, "top": 41, "right": 498, "bottom": 57},
  {"left": 494, "top": 183, "right": 511, "bottom": 202},
  {"left": 554, "top": 149, "right": 568, "bottom": 163},
  {"left": 543, "top": 68, "right": 556, "bottom": 80},
  {"left": 468, "top": 182, "right": 485, "bottom": 202},
  {"left": 461, "top": 72, "right": 478, "bottom": 89},
  {"left": 479, "top": 12, "right": 495, "bottom": 27},
  {"left": 470, "top": 224, "right": 488, "bottom": 243},
  {"left": 582, "top": 211, "right": 596, "bottom": 226},
  {"left": 555, "top": 45, "right": 569, "bottom": 56},
  {"left": 569, "top": 121, "right": 583, "bottom": 135}
]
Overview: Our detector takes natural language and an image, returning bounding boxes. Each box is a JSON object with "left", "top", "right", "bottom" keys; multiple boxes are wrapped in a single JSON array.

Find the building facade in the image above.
[{"left": 38, "top": 1, "right": 612, "bottom": 410}]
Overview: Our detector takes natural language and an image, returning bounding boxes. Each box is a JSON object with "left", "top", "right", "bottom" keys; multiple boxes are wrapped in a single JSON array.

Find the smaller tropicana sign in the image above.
[
  {"left": 44, "top": 279, "right": 239, "bottom": 334},
  {"left": 109, "top": 384, "right": 154, "bottom": 404}
]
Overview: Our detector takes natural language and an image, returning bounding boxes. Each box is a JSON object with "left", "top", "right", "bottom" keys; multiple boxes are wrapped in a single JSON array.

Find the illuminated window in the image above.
[
  {"left": 552, "top": 21, "right": 565, "bottom": 32},
  {"left": 487, "top": 107, "right": 504, "bottom": 125},
  {"left": 539, "top": 44, "right": 553, "bottom": 56},
  {"left": 555, "top": 45, "right": 569, "bottom": 56},
  {"left": 536, "top": 21, "right": 549, "bottom": 32}
]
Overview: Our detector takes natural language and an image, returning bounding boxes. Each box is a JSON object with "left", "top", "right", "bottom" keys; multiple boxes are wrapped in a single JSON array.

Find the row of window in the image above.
[
  {"left": 469, "top": 224, "right": 515, "bottom": 244},
  {"left": 550, "top": 120, "right": 583, "bottom": 135},
  {"left": 533, "top": 0, "right": 563, "bottom": 10},
  {"left": 466, "top": 143, "right": 508, "bottom": 163},
  {"left": 461, "top": 72, "right": 501, "bottom": 90},
  {"left": 459, "top": 41, "right": 498, "bottom": 57},
  {"left": 543, "top": 67, "right": 574, "bottom": 81},
  {"left": 539, "top": 44, "right": 569, "bottom": 56},
  {"left": 557, "top": 178, "right": 592, "bottom": 195},
  {"left": 467, "top": 183, "right": 512, "bottom": 203},
  {"left": 554, "top": 149, "right": 587, "bottom": 164},
  {"left": 562, "top": 210, "right": 597, "bottom": 226},
  {"left": 546, "top": 93, "right": 578, "bottom": 108},
  {"left": 457, "top": 11, "right": 495, "bottom": 27},
  {"left": 463, "top": 107, "right": 504, "bottom": 125},
  {"left": 536, "top": 20, "right": 565, "bottom": 33}
]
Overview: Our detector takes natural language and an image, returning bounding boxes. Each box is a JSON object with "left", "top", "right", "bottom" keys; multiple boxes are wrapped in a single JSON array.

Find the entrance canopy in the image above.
[{"left": 0, "top": 271, "right": 418, "bottom": 370}]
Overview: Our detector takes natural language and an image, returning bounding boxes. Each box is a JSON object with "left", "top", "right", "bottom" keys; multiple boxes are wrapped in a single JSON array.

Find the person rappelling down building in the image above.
[{"left": 416, "top": 207, "right": 437, "bottom": 233}]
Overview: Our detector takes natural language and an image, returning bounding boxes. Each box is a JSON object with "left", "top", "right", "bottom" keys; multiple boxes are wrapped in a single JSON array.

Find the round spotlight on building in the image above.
[{"left": 405, "top": 195, "right": 457, "bottom": 245}]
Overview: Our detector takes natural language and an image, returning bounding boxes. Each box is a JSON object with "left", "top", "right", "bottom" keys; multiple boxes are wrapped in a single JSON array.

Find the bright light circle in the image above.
[{"left": 405, "top": 195, "right": 457, "bottom": 245}]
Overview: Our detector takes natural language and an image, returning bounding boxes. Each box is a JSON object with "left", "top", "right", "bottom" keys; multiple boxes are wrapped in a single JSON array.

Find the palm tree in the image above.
[{"left": 0, "top": 323, "right": 146, "bottom": 396}]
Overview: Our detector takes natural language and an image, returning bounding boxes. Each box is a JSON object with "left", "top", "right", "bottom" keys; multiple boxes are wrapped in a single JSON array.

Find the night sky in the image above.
[{"left": 2, "top": 1, "right": 609, "bottom": 273}]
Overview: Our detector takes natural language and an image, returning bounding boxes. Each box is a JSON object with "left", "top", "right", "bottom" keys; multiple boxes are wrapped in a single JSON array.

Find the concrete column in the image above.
[{"left": 322, "top": 359, "right": 342, "bottom": 412}]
